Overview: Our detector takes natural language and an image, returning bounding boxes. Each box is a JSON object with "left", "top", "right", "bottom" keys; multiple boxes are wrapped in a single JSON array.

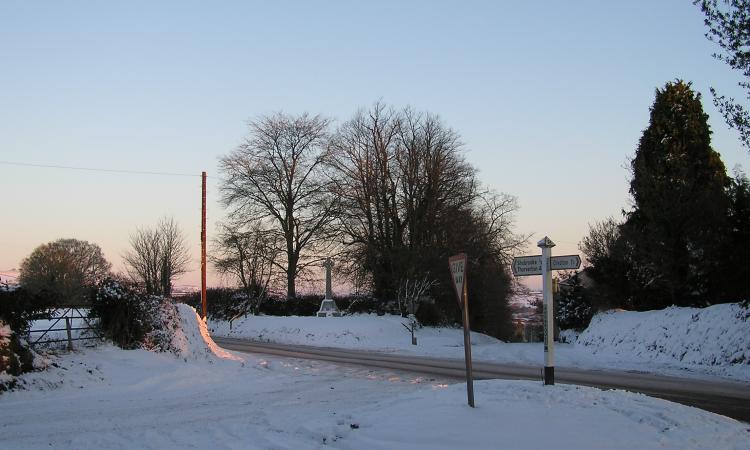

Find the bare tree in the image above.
[
  {"left": 470, "top": 190, "right": 528, "bottom": 265},
  {"left": 329, "top": 104, "right": 515, "bottom": 299},
  {"left": 328, "top": 103, "right": 405, "bottom": 299},
  {"left": 397, "top": 276, "right": 436, "bottom": 345},
  {"left": 123, "top": 217, "right": 190, "bottom": 296},
  {"left": 219, "top": 113, "right": 336, "bottom": 298},
  {"left": 211, "top": 220, "right": 281, "bottom": 315},
  {"left": 329, "top": 103, "right": 525, "bottom": 338}
]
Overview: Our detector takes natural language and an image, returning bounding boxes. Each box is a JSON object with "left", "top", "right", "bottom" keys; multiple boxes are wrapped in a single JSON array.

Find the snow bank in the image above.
[
  {"left": 170, "top": 304, "right": 243, "bottom": 362},
  {"left": 577, "top": 303, "right": 750, "bottom": 367},
  {"left": 211, "top": 313, "right": 497, "bottom": 352}
]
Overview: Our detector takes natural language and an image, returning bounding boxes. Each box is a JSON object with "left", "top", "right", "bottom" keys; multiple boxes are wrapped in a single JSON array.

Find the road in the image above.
[{"left": 213, "top": 336, "right": 750, "bottom": 423}]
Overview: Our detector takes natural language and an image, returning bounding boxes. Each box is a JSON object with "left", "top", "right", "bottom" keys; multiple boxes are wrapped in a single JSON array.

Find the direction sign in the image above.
[
  {"left": 550, "top": 255, "right": 581, "bottom": 270},
  {"left": 512, "top": 255, "right": 542, "bottom": 276},
  {"left": 448, "top": 253, "right": 467, "bottom": 306},
  {"left": 512, "top": 254, "right": 581, "bottom": 276}
]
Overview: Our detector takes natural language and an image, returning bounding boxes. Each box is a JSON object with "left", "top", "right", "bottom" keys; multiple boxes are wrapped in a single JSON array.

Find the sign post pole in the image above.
[
  {"left": 513, "top": 237, "right": 579, "bottom": 386},
  {"left": 449, "top": 253, "right": 474, "bottom": 407},
  {"left": 538, "top": 236, "right": 556, "bottom": 385},
  {"left": 462, "top": 278, "right": 475, "bottom": 407}
]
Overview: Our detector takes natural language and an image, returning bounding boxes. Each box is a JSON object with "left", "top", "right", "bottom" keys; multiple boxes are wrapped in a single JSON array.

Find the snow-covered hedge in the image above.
[
  {"left": 0, "top": 319, "right": 38, "bottom": 391},
  {"left": 91, "top": 279, "right": 182, "bottom": 351},
  {"left": 577, "top": 303, "right": 750, "bottom": 367},
  {"left": 90, "top": 279, "right": 238, "bottom": 361},
  {"left": 0, "top": 320, "right": 13, "bottom": 385}
]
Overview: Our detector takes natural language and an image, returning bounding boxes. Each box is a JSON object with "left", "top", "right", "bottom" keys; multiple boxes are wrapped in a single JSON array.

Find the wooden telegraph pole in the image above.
[{"left": 201, "top": 171, "right": 207, "bottom": 320}]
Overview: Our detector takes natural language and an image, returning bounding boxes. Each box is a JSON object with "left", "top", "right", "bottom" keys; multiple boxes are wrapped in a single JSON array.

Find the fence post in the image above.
[{"left": 65, "top": 317, "right": 73, "bottom": 351}]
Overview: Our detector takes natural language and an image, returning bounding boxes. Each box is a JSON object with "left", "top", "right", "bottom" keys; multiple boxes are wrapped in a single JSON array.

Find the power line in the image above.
[{"left": 0, "top": 160, "right": 203, "bottom": 178}]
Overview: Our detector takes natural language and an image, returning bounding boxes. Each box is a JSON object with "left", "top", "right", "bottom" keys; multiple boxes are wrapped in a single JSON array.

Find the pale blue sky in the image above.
[{"left": 1, "top": 1, "right": 749, "bottom": 289}]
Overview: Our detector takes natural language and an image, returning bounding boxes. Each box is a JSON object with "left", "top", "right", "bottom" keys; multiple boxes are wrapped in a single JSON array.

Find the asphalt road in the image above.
[{"left": 213, "top": 336, "right": 750, "bottom": 423}]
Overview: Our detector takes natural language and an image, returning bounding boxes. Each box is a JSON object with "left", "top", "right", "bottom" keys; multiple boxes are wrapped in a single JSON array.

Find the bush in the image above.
[
  {"left": 415, "top": 302, "right": 446, "bottom": 326},
  {"left": 0, "top": 320, "right": 35, "bottom": 388},
  {"left": 0, "top": 286, "right": 48, "bottom": 385},
  {"left": 89, "top": 278, "right": 176, "bottom": 350},
  {"left": 184, "top": 289, "right": 436, "bottom": 319},
  {"left": 180, "top": 288, "right": 239, "bottom": 321},
  {"left": 0, "top": 286, "right": 55, "bottom": 334},
  {"left": 555, "top": 272, "right": 594, "bottom": 331},
  {"left": 260, "top": 295, "right": 321, "bottom": 316}
]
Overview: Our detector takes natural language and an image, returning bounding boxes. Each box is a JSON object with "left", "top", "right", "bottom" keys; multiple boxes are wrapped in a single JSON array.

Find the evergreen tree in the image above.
[
  {"left": 721, "top": 169, "right": 750, "bottom": 299},
  {"left": 554, "top": 272, "right": 593, "bottom": 331},
  {"left": 579, "top": 218, "right": 633, "bottom": 309},
  {"left": 625, "top": 80, "right": 730, "bottom": 308}
]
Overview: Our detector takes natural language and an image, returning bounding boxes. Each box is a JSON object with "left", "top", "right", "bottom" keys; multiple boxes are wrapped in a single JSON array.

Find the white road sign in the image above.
[
  {"left": 449, "top": 253, "right": 467, "bottom": 306},
  {"left": 512, "top": 254, "right": 581, "bottom": 276},
  {"left": 512, "top": 255, "right": 543, "bottom": 276},
  {"left": 550, "top": 255, "right": 581, "bottom": 270}
]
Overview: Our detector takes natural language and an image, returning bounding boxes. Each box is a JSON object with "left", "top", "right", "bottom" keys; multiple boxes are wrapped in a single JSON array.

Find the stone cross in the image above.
[{"left": 323, "top": 258, "right": 333, "bottom": 300}]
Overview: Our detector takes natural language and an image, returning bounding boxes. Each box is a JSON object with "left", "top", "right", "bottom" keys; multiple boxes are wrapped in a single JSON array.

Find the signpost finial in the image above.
[{"left": 537, "top": 236, "right": 556, "bottom": 248}]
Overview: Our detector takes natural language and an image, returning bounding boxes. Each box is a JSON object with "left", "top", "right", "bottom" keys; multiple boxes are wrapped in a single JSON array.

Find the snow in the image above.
[
  {"left": 170, "top": 303, "right": 243, "bottom": 361},
  {"left": 326, "top": 381, "right": 749, "bottom": 450},
  {"left": 1, "top": 304, "right": 748, "bottom": 449},
  {"left": 577, "top": 304, "right": 750, "bottom": 367},
  {"left": 211, "top": 303, "right": 750, "bottom": 382}
]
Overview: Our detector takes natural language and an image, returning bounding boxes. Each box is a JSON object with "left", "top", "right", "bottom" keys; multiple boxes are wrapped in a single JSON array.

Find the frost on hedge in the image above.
[
  {"left": 577, "top": 303, "right": 750, "bottom": 367},
  {"left": 90, "top": 278, "right": 181, "bottom": 354},
  {"left": 0, "top": 319, "right": 37, "bottom": 391}
]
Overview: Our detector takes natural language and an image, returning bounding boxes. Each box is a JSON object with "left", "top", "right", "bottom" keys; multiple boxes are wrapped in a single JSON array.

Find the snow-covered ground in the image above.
[
  {"left": 211, "top": 303, "right": 750, "bottom": 382},
  {"left": 2, "top": 305, "right": 748, "bottom": 449}
]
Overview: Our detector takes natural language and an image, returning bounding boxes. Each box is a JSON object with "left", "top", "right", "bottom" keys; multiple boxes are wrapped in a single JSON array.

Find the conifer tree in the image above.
[
  {"left": 625, "top": 80, "right": 730, "bottom": 307},
  {"left": 721, "top": 169, "right": 750, "bottom": 299},
  {"left": 555, "top": 272, "right": 593, "bottom": 331}
]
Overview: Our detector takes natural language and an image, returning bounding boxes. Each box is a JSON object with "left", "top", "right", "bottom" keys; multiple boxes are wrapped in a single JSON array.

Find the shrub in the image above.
[
  {"left": 180, "top": 288, "right": 245, "bottom": 321},
  {"left": 0, "top": 320, "right": 35, "bottom": 388},
  {"left": 89, "top": 278, "right": 175, "bottom": 350},
  {"left": 555, "top": 272, "right": 594, "bottom": 331},
  {"left": 415, "top": 302, "right": 446, "bottom": 326},
  {"left": 0, "top": 286, "right": 55, "bottom": 334},
  {"left": 260, "top": 295, "right": 321, "bottom": 316}
]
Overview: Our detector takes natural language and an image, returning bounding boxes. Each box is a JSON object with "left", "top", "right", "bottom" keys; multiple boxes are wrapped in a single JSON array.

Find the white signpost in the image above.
[
  {"left": 449, "top": 253, "right": 474, "bottom": 408},
  {"left": 512, "top": 237, "right": 581, "bottom": 385},
  {"left": 550, "top": 255, "right": 581, "bottom": 271},
  {"left": 511, "top": 254, "right": 581, "bottom": 276}
]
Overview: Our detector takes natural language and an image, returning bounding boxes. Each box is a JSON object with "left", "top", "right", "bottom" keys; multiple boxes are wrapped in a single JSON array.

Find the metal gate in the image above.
[{"left": 26, "top": 307, "right": 103, "bottom": 350}]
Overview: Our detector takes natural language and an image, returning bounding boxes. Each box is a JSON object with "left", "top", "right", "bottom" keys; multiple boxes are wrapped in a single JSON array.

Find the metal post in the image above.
[
  {"left": 538, "top": 236, "right": 555, "bottom": 385},
  {"left": 201, "top": 171, "right": 207, "bottom": 320},
  {"left": 462, "top": 280, "right": 475, "bottom": 407},
  {"left": 65, "top": 317, "right": 73, "bottom": 351}
]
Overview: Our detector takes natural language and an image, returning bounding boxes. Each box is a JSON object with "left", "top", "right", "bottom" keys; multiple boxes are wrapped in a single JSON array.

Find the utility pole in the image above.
[{"left": 201, "top": 171, "right": 207, "bottom": 320}]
